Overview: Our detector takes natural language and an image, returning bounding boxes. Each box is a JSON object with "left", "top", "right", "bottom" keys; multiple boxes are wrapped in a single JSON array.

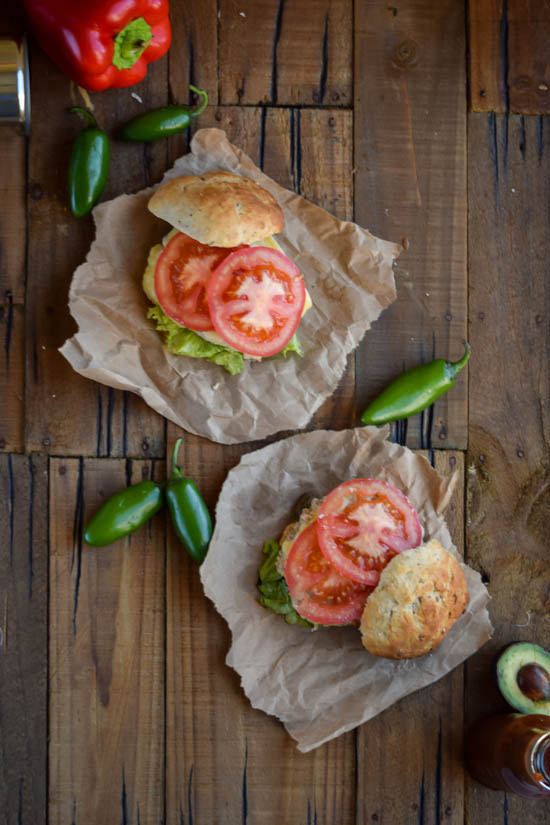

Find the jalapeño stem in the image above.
[
  {"left": 69, "top": 106, "right": 98, "bottom": 128},
  {"left": 189, "top": 84, "right": 209, "bottom": 118},
  {"left": 171, "top": 437, "right": 184, "bottom": 480},
  {"left": 445, "top": 340, "right": 471, "bottom": 381}
]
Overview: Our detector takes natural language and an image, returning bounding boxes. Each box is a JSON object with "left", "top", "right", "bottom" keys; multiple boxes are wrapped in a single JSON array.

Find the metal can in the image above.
[{"left": 0, "top": 36, "right": 31, "bottom": 135}]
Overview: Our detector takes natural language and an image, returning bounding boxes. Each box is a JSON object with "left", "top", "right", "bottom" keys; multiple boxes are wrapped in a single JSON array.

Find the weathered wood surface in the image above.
[
  {"left": 354, "top": 0, "right": 468, "bottom": 450},
  {"left": 469, "top": 0, "right": 550, "bottom": 114},
  {"left": 468, "top": 0, "right": 507, "bottom": 113},
  {"left": 466, "top": 112, "right": 550, "bottom": 824},
  {"left": 218, "top": 0, "right": 353, "bottom": 106},
  {"left": 49, "top": 459, "right": 166, "bottom": 825},
  {"left": 0, "top": 454, "right": 48, "bottom": 825},
  {"left": 2, "top": 0, "right": 550, "bottom": 823},
  {"left": 0, "top": 134, "right": 26, "bottom": 454}
]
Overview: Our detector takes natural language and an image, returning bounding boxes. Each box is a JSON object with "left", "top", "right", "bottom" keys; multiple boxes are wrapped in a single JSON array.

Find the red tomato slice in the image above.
[
  {"left": 316, "top": 479, "right": 422, "bottom": 585},
  {"left": 206, "top": 247, "right": 306, "bottom": 357},
  {"left": 155, "top": 233, "right": 241, "bottom": 332},
  {"left": 284, "top": 522, "right": 373, "bottom": 625}
]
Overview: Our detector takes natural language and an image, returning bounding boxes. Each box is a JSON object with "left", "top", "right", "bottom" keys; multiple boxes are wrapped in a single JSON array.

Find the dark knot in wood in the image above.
[{"left": 393, "top": 39, "right": 418, "bottom": 69}]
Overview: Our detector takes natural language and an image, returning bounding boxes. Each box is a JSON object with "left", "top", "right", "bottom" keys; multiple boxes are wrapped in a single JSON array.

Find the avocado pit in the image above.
[{"left": 517, "top": 663, "right": 550, "bottom": 702}]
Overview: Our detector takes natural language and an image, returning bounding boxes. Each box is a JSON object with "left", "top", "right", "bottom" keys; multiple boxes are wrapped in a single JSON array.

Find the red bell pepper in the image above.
[{"left": 23, "top": 0, "right": 171, "bottom": 92}]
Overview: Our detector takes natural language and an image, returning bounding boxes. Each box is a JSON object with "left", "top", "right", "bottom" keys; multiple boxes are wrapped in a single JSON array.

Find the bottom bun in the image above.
[{"left": 360, "top": 539, "right": 469, "bottom": 659}]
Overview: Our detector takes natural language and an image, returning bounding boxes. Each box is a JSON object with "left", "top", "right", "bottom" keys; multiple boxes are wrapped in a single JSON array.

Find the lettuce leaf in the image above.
[
  {"left": 282, "top": 333, "right": 303, "bottom": 357},
  {"left": 147, "top": 304, "right": 303, "bottom": 374},
  {"left": 147, "top": 305, "right": 244, "bottom": 375},
  {"left": 257, "top": 539, "right": 313, "bottom": 627}
]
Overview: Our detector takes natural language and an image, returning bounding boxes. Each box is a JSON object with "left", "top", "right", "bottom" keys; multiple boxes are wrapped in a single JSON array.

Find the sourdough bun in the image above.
[
  {"left": 360, "top": 539, "right": 469, "bottom": 659},
  {"left": 147, "top": 170, "right": 284, "bottom": 247}
]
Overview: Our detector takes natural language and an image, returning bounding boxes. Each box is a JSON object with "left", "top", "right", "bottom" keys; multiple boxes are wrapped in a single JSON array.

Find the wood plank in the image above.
[
  {"left": 468, "top": 0, "right": 506, "bottom": 113},
  {"left": 0, "top": 302, "right": 25, "bottom": 455},
  {"left": 469, "top": 0, "right": 550, "bottom": 114},
  {"left": 166, "top": 106, "right": 357, "bottom": 824},
  {"left": 356, "top": 451, "right": 465, "bottom": 825},
  {"left": 508, "top": 1, "right": 550, "bottom": 114},
  {"left": 466, "top": 112, "right": 550, "bottom": 823},
  {"left": 25, "top": 46, "right": 167, "bottom": 457},
  {"left": 0, "top": 454, "right": 48, "bottom": 825},
  {"left": 219, "top": 0, "right": 352, "bottom": 106},
  {"left": 354, "top": 0, "right": 468, "bottom": 450},
  {"left": 49, "top": 458, "right": 165, "bottom": 825},
  {"left": 167, "top": 0, "right": 219, "bottom": 106},
  {"left": 0, "top": 132, "right": 26, "bottom": 453}
]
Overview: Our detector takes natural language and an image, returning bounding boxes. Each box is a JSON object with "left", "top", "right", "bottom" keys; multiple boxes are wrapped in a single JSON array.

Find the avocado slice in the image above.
[{"left": 496, "top": 642, "right": 550, "bottom": 715}]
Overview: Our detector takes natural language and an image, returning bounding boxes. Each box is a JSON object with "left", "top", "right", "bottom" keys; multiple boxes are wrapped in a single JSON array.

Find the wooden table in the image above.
[{"left": 1, "top": 2, "right": 549, "bottom": 823}]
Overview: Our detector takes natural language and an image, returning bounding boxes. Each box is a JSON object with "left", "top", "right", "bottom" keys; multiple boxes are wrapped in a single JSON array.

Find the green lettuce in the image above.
[
  {"left": 147, "top": 304, "right": 304, "bottom": 374},
  {"left": 282, "top": 333, "right": 303, "bottom": 358},
  {"left": 257, "top": 539, "right": 312, "bottom": 627},
  {"left": 147, "top": 305, "right": 244, "bottom": 375}
]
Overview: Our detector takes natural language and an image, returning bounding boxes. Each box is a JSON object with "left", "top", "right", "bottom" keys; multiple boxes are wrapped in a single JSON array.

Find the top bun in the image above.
[
  {"left": 360, "top": 539, "right": 469, "bottom": 659},
  {"left": 148, "top": 170, "right": 285, "bottom": 247}
]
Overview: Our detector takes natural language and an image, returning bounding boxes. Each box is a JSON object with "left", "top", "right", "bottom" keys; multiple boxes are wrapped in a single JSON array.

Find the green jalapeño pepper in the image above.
[
  {"left": 84, "top": 480, "right": 163, "bottom": 547},
  {"left": 116, "top": 84, "right": 208, "bottom": 142},
  {"left": 68, "top": 107, "right": 110, "bottom": 217},
  {"left": 166, "top": 438, "right": 213, "bottom": 564},
  {"left": 361, "top": 341, "right": 471, "bottom": 426}
]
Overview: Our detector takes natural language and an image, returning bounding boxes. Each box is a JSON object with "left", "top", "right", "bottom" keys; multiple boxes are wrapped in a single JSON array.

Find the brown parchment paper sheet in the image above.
[
  {"left": 60, "top": 128, "right": 401, "bottom": 445},
  {"left": 200, "top": 426, "right": 493, "bottom": 752}
]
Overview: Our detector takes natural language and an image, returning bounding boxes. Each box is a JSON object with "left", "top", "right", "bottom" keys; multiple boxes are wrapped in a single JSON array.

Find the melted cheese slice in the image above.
[{"left": 143, "top": 233, "right": 312, "bottom": 353}]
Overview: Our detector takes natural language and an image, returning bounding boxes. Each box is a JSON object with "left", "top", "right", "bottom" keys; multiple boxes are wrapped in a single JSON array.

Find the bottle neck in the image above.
[{"left": 530, "top": 731, "right": 550, "bottom": 790}]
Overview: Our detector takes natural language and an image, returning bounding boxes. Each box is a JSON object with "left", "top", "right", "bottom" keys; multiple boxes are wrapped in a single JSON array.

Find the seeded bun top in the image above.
[
  {"left": 360, "top": 539, "right": 469, "bottom": 659},
  {"left": 147, "top": 170, "right": 285, "bottom": 247}
]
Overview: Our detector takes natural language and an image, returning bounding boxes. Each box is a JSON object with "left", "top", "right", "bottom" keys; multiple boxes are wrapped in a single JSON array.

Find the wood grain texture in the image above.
[
  {"left": 0, "top": 302, "right": 24, "bottom": 455},
  {"left": 354, "top": 0, "right": 468, "bottom": 450},
  {"left": 0, "top": 454, "right": 48, "bottom": 825},
  {"left": 167, "top": 0, "right": 218, "bottom": 106},
  {"left": 219, "top": 0, "right": 352, "bottom": 105},
  {"left": 49, "top": 458, "right": 166, "bottom": 825},
  {"left": 465, "top": 113, "right": 550, "bottom": 823},
  {"left": 0, "top": 134, "right": 26, "bottom": 453},
  {"left": 468, "top": 0, "right": 507, "bottom": 112},
  {"left": 356, "top": 451, "right": 465, "bottom": 825},
  {"left": 166, "top": 105, "right": 357, "bottom": 824},
  {"left": 469, "top": 0, "right": 550, "bottom": 114},
  {"left": 24, "top": 47, "right": 167, "bottom": 458},
  {"left": 508, "top": 1, "right": 550, "bottom": 114}
]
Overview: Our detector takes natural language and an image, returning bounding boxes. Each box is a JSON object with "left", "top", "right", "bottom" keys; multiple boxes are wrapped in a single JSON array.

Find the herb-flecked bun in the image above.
[
  {"left": 360, "top": 539, "right": 469, "bottom": 659},
  {"left": 147, "top": 170, "right": 284, "bottom": 247}
]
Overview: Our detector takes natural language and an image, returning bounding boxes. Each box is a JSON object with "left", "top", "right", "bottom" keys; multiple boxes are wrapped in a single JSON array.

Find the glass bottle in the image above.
[{"left": 465, "top": 713, "right": 550, "bottom": 798}]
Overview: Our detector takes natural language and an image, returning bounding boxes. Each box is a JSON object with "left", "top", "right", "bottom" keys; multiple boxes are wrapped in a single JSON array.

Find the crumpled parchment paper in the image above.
[
  {"left": 200, "top": 426, "right": 493, "bottom": 751},
  {"left": 60, "top": 128, "right": 401, "bottom": 445}
]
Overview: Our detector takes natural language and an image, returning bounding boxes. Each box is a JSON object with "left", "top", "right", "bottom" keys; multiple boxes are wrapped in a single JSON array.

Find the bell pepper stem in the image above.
[
  {"left": 69, "top": 106, "right": 98, "bottom": 128},
  {"left": 112, "top": 17, "right": 153, "bottom": 70},
  {"left": 189, "top": 85, "right": 209, "bottom": 118},
  {"left": 446, "top": 340, "right": 471, "bottom": 381},
  {"left": 170, "top": 438, "right": 184, "bottom": 480}
]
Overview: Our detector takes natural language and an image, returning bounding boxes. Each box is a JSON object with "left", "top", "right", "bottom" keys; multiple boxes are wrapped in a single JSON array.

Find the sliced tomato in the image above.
[
  {"left": 284, "top": 522, "right": 373, "bottom": 625},
  {"left": 316, "top": 479, "right": 422, "bottom": 585},
  {"left": 206, "top": 247, "right": 306, "bottom": 357},
  {"left": 155, "top": 233, "right": 242, "bottom": 332}
]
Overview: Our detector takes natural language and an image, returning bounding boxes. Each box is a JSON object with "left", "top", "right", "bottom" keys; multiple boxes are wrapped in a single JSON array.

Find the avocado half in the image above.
[{"left": 496, "top": 642, "right": 550, "bottom": 715}]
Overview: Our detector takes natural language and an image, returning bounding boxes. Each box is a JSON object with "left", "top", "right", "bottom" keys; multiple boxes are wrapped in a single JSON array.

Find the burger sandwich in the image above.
[
  {"left": 143, "top": 170, "right": 312, "bottom": 374},
  {"left": 257, "top": 478, "right": 469, "bottom": 659}
]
